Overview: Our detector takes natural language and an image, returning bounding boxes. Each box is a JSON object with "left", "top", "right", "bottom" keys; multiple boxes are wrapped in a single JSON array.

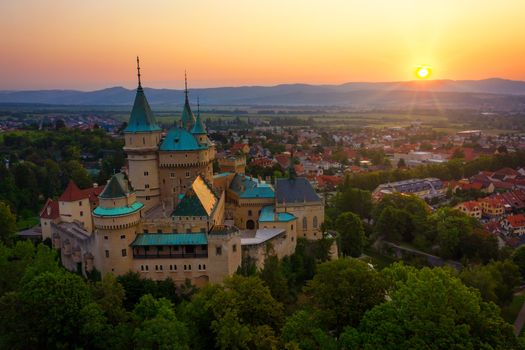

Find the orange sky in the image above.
[{"left": 1, "top": 0, "right": 524, "bottom": 90}]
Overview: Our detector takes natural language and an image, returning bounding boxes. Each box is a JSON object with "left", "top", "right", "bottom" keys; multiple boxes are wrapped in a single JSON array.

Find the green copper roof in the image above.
[
  {"left": 259, "top": 205, "right": 296, "bottom": 222},
  {"left": 191, "top": 110, "right": 206, "bottom": 134},
  {"left": 99, "top": 173, "right": 131, "bottom": 199},
  {"left": 172, "top": 193, "right": 208, "bottom": 217},
  {"left": 124, "top": 86, "right": 161, "bottom": 133},
  {"left": 93, "top": 201, "right": 143, "bottom": 217},
  {"left": 181, "top": 96, "right": 196, "bottom": 130},
  {"left": 131, "top": 233, "right": 207, "bottom": 246},
  {"left": 159, "top": 127, "right": 208, "bottom": 151},
  {"left": 229, "top": 174, "right": 275, "bottom": 199}
]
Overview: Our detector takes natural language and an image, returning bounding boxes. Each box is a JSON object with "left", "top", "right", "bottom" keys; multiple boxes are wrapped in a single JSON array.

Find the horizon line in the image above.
[{"left": 1, "top": 77, "right": 523, "bottom": 93}]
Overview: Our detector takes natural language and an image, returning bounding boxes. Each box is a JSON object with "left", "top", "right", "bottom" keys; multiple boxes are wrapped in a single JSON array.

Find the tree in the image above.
[
  {"left": 335, "top": 212, "right": 366, "bottom": 257},
  {"left": 92, "top": 274, "right": 128, "bottom": 325},
  {"left": 259, "top": 255, "right": 290, "bottom": 304},
  {"left": 512, "top": 245, "right": 525, "bottom": 279},
  {"left": 0, "top": 202, "right": 16, "bottom": 245},
  {"left": 333, "top": 187, "right": 372, "bottom": 219},
  {"left": 63, "top": 160, "right": 93, "bottom": 189},
  {"left": 356, "top": 267, "right": 520, "bottom": 350},
  {"left": 374, "top": 206, "right": 413, "bottom": 242},
  {"left": 305, "top": 258, "right": 386, "bottom": 334},
  {"left": 282, "top": 310, "right": 337, "bottom": 350},
  {"left": 430, "top": 207, "right": 477, "bottom": 260},
  {"left": 0, "top": 271, "right": 94, "bottom": 349},
  {"left": 182, "top": 275, "right": 284, "bottom": 349},
  {"left": 21, "top": 243, "right": 61, "bottom": 284},
  {"left": 132, "top": 294, "right": 189, "bottom": 350},
  {"left": 397, "top": 158, "right": 406, "bottom": 168},
  {"left": 117, "top": 271, "right": 158, "bottom": 310}
]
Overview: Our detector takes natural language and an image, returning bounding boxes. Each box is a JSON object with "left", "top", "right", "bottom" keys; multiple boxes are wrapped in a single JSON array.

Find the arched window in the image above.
[
  {"left": 313, "top": 216, "right": 318, "bottom": 229},
  {"left": 303, "top": 217, "right": 308, "bottom": 230}
]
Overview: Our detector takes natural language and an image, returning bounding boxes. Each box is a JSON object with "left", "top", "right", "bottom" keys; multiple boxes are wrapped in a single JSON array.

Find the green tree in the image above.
[
  {"left": 63, "top": 160, "right": 93, "bottom": 189},
  {"left": 0, "top": 201, "right": 16, "bottom": 245},
  {"left": 0, "top": 271, "right": 93, "bottom": 349},
  {"left": 305, "top": 258, "right": 386, "bottom": 334},
  {"left": 356, "top": 267, "right": 520, "bottom": 350},
  {"left": 259, "top": 255, "right": 290, "bottom": 304},
  {"left": 182, "top": 275, "right": 284, "bottom": 349},
  {"left": 282, "top": 310, "right": 337, "bottom": 350},
  {"left": 132, "top": 294, "right": 189, "bottom": 350},
  {"left": 335, "top": 212, "right": 366, "bottom": 257},
  {"left": 512, "top": 246, "right": 525, "bottom": 279},
  {"left": 92, "top": 274, "right": 128, "bottom": 325}
]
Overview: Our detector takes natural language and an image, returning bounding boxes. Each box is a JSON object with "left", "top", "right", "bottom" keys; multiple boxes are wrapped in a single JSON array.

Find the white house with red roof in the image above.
[{"left": 501, "top": 214, "right": 525, "bottom": 236}]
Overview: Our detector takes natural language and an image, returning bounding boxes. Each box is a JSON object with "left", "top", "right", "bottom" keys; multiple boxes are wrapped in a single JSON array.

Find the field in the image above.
[{"left": 2, "top": 103, "right": 523, "bottom": 134}]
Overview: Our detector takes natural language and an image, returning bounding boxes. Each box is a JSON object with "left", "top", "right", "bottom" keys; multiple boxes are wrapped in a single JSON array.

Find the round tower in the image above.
[
  {"left": 123, "top": 57, "right": 162, "bottom": 211},
  {"left": 93, "top": 173, "right": 143, "bottom": 276}
]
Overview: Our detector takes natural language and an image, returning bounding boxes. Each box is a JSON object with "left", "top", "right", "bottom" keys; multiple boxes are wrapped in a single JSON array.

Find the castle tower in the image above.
[
  {"left": 123, "top": 57, "right": 162, "bottom": 211},
  {"left": 93, "top": 173, "right": 143, "bottom": 275}
]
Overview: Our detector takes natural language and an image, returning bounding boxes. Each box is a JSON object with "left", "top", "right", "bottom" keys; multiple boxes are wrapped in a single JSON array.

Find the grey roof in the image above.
[
  {"left": 99, "top": 173, "right": 132, "bottom": 199},
  {"left": 275, "top": 177, "right": 320, "bottom": 204},
  {"left": 241, "top": 228, "right": 286, "bottom": 246}
]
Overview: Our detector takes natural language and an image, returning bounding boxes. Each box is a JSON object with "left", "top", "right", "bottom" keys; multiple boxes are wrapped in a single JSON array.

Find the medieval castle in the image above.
[{"left": 39, "top": 62, "right": 325, "bottom": 286}]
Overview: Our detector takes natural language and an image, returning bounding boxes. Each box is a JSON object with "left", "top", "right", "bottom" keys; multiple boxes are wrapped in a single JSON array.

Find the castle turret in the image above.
[
  {"left": 93, "top": 173, "right": 143, "bottom": 275},
  {"left": 123, "top": 57, "right": 161, "bottom": 211},
  {"left": 191, "top": 97, "right": 211, "bottom": 145}
]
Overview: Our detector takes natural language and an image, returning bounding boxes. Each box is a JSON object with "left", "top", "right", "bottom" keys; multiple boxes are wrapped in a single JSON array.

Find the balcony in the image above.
[{"left": 133, "top": 252, "right": 208, "bottom": 259}]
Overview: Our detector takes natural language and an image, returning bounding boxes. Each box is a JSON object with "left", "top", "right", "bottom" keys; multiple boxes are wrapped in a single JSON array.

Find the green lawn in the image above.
[
  {"left": 16, "top": 216, "right": 39, "bottom": 231},
  {"left": 362, "top": 248, "right": 398, "bottom": 269}
]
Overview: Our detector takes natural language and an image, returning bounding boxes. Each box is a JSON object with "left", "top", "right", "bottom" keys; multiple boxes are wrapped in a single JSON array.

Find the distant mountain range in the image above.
[{"left": 1, "top": 78, "right": 525, "bottom": 109}]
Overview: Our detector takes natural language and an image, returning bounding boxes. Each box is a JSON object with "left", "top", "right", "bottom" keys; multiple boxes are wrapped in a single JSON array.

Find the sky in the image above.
[{"left": 1, "top": 0, "right": 524, "bottom": 90}]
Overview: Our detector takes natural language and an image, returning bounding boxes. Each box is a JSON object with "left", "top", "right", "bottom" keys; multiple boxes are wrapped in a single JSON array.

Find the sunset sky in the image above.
[{"left": 1, "top": 0, "right": 524, "bottom": 90}]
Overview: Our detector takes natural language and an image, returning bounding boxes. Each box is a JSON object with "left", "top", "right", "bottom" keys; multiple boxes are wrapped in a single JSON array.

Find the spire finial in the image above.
[
  {"left": 136, "top": 56, "right": 142, "bottom": 88},
  {"left": 184, "top": 70, "right": 188, "bottom": 99}
]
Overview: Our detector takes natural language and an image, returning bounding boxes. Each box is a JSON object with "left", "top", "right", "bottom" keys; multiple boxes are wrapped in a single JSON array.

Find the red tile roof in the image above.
[
  {"left": 457, "top": 182, "right": 483, "bottom": 191},
  {"left": 506, "top": 214, "right": 525, "bottom": 228},
  {"left": 230, "top": 143, "right": 249, "bottom": 153},
  {"left": 316, "top": 175, "right": 343, "bottom": 188},
  {"left": 58, "top": 180, "right": 103, "bottom": 202},
  {"left": 460, "top": 201, "right": 481, "bottom": 211},
  {"left": 495, "top": 167, "right": 519, "bottom": 177},
  {"left": 39, "top": 198, "right": 59, "bottom": 219}
]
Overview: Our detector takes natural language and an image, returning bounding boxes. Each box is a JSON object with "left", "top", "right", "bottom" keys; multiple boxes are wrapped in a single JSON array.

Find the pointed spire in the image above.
[
  {"left": 136, "top": 56, "right": 142, "bottom": 88},
  {"left": 288, "top": 150, "right": 296, "bottom": 179},
  {"left": 124, "top": 57, "right": 161, "bottom": 133},
  {"left": 184, "top": 70, "right": 188, "bottom": 99},
  {"left": 181, "top": 71, "right": 196, "bottom": 130},
  {"left": 191, "top": 96, "right": 206, "bottom": 134}
]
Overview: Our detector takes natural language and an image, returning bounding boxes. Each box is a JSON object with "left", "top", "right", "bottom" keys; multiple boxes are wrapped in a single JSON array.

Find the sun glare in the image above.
[{"left": 416, "top": 66, "right": 431, "bottom": 79}]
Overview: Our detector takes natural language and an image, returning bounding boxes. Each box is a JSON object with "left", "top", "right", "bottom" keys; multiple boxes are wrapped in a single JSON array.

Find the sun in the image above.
[{"left": 415, "top": 66, "right": 431, "bottom": 79}]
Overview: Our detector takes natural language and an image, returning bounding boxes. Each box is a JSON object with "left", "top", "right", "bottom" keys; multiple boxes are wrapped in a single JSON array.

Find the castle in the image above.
[{"left": 39, "top": 62, "right": 325, "bottom": 286}]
